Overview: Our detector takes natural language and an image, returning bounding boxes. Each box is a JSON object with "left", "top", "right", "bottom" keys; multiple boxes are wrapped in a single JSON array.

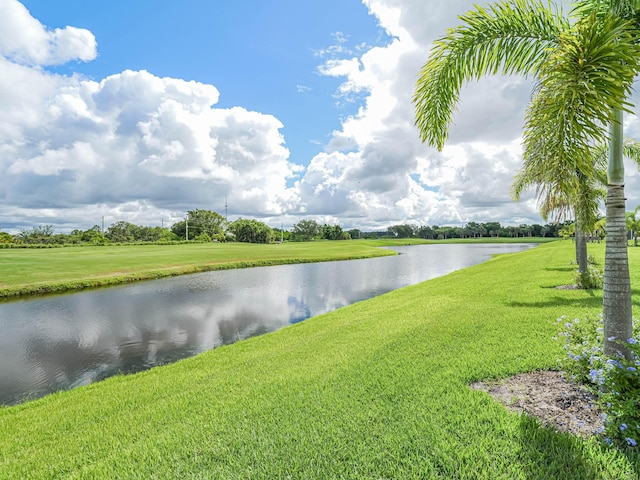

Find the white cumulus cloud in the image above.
[
  {"left": 0, "top": 1, "right": 301, "bottom": 232},
  {"left": 4, "top": 0, "right": 640, "bottom": 234},
  {"left": 0, "top": 0, "right": 96, "bottom": 65}
]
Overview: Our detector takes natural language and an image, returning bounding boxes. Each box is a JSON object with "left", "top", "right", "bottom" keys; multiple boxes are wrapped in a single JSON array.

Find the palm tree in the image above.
[
  {"left": 512, "top": 160, "right": 603, "bottom": 278},
  {"left": 512, "top": 139, "right": 640, "bottom": 278},
  {"left": 627, "top": 206, "right": 640, "bottom": 246},
  {"left": 413, "top": 0, "right": 640, "bottom": 358}
]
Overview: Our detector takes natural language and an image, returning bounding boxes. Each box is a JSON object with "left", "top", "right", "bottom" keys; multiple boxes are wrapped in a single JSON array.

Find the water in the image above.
[{"left": 0, "top": 243, "right": 534, "bottom": 405}]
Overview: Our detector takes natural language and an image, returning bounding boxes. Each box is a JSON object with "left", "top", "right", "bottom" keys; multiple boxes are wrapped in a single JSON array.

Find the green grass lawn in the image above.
[{"left": 1, "top": 240, "right": 638, "bottom": 478}]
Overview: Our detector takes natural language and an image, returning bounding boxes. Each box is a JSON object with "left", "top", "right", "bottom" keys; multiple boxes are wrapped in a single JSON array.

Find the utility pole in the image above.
[
  {"left": 281, "top": 222, "right": 284, "bottom": 243},
  {"left": 101, "top": 216, "right": 104, "bottom": 235},
  {"left": 185, "top": 213, "right": 189, "bottom": 241},
  {"left": 225, "top": 196, "right": 228, "bottom": 222}
]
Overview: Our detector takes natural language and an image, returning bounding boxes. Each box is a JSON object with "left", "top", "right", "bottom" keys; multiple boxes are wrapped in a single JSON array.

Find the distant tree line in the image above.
[
  {"left": 0, "top": 222, "right": 179, "bottom": 246},
  {"left": 385, "top": 221, "right": 570, "bottom": 239},
  {"left": 0, "top": 210, "right": 281, "bottom": 246},
  {"left": 287, "top": 219, "right": 571, "bottom": 241},
  {"left": 0, "top": 212, "right": 573, "bottom": 247}
]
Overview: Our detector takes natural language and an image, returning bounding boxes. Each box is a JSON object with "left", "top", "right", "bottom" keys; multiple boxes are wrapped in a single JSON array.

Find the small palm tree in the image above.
[
  {"left": 512, "top": 161, "right": 603, "bottom": 278},
  {"left": 558, "top": 223, "right": 575, "bottom": 240},
  {"left": 627, "top": 206, "right": 640, "bottom": 246},
  {"left": 513, "top": 138, "right": 640, "bottom": 278},
  {"left": 413, "top": 0, "right": 640, "bottom": 358}
]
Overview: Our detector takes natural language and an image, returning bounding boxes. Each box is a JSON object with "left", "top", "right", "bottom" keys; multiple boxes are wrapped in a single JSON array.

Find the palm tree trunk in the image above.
[
  {"left": 575, "top": 226, "right": 588, "bottom": 276},
  {"left": 604, "top": 109, "right": 633, "bottom": 359}
]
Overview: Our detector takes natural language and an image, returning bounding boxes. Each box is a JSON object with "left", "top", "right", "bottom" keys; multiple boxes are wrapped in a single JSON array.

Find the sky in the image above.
[{"left": 3, "top": 0, "right": 640, "bottom": 234}]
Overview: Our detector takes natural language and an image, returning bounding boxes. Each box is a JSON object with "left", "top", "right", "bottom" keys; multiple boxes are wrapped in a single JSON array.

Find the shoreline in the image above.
[{"left": 0, "top": 239, "right": 554, "bottom": 300}]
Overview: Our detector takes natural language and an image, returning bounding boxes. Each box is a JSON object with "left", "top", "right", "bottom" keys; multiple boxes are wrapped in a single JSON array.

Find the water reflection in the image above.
[{"left": 0, "top": 243, "right": 534, "bottom": 405}]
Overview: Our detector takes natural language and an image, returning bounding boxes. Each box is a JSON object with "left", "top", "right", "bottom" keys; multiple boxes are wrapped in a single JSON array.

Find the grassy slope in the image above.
[
  {"left": 1, "top": 241, "right": 638, "bottom": 479},
  {"left": 0, "top": 241, "right": 398, "bottom": 298}
]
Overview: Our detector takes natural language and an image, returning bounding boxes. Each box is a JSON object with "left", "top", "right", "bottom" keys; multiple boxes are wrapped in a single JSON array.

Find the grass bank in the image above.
[
  {"left": 1, "top": 240, "right": 638, "bottom": 478},
  {"left": 0, "top": 238, "right": 551, "bottom": 298},
  {"left": 0, "top": 241, "right": 398, "bottom": 298}
]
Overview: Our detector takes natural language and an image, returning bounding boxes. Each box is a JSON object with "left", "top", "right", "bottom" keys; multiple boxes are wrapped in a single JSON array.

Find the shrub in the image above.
[
  {"left": 574, "top": 256, "right": 603, "bottom": 289},
  {"left": 194, "top": 232, "right": 212, "bottom": 243},
  {"left": 556, "top": 314, "right": 640, "bottom": 449}
]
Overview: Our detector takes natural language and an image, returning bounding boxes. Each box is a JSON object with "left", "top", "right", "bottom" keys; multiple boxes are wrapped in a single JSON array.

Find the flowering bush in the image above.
[
  {"left": 556, "top": 314, "right": 640, "bottom": 449},
  {"left": 574, "top": 264, "right": 603, "bottom": 289},
  {"left": 574, "top": 256, "right": 603, "bottom": 290}
]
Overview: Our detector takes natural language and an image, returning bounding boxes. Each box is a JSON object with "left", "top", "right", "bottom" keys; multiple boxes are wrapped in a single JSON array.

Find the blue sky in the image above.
[
  {"left": 21, "top": 0, "right": 390, "bottom": 170},
  {"left": 4, "top": 0, "right": 640, "bottom": 233}
]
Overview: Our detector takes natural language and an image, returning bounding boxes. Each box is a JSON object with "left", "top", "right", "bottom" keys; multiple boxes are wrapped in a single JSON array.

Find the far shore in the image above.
[{"left": 0, "top": 237, "right": 557, "bottom": 299}]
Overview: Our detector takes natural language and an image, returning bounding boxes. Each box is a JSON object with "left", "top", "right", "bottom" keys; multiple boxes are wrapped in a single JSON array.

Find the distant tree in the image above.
[
  {"left": 68, "top": 229, "right": 83, "bottom": 243},
  {"left": 272, "top": 228, "right": 291, "bottom": 243},
  {"left": 387, "top": 224, "right": 415, "bottom": 238},
  {"left": 157, "top": 228, "right": 180, "bottom": 242},
  {"left": 132, "top": 226, "right": 171, "bottom": 242},
  {"left": 531, "top": 224, "right": 543, "bottom": 237},
  {"left": 105, "top": 221, "right": 136, "bottom": 243},
  {"left": 540, "top": 225, "right": 549, "bottom": 238},
  {"left": 500, "top": 227, "right": 509, "bottom": 238},
  {"left": 81, "top": 225, "right": 105, "bottom": 243},
  {"left": 521, "top": 224, "right": 533, "bottom": 237},
  {"left": 189, "top": 209, "right": 226, "bottom": 239},
  {"left": 17, "top": 225, "right": 54, "bottom": 244},
  {"left": 543, "top": 223, "right": 563, "bottom": 238},
  {"left": 0, "top": 231, "right": 13, "bottom": 243},
  {"left": 435, "top": 226, "right": 457, "bottom": 239},
  {"left": 416, "top": 226, "right": 434, "bottom": 239},
  {"left": 451, "top": 227, "right": 464, "bottom": 238},
  {"left": 321, "top": 224, "right": 347, "bottom": 240},
  {"left": 464, "top": 222, "right": 486, "bottom": 238},
  {"left": 348, "top": 229, "right": 362, "bottom": 240},
  {"left": 542, "top": 222, "right": 566, "bottom": 238},
  {"left": 172, "top": 210, "right": 227, "bottom": 240},
  {"left": 229, "top": 218, "right": 275, "bottom": 243},
  {"left": 483, "top": 222, "right": 502, "bottom": 237},
  {"left": 171, "top": 220, "right": 187, "bottom": 239},
  {"left": 291, "top": 220, "right": 320, "bottom": 241}
]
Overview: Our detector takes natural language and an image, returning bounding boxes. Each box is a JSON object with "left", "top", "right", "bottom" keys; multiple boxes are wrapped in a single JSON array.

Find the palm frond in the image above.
[
  {"left": 572, "top": 0, "right": 640, "bottom": 22},
  {"left": 413, "top": 0, "right": 568, "bottom": 150},
  {"left": 523, "top": 13, "right": 640, "bottom": 181},
  {"left": 538, "top": 189, "right": 574, "bottom": 222},
  {"left": 574, "top": 171, "right": 605, "bottom": 231},
  {"left": 590, "top": 138, "right": 640, "bottom": 183},
  {"left": 622, "top": 138, "right": 640, "bottom": 171}
]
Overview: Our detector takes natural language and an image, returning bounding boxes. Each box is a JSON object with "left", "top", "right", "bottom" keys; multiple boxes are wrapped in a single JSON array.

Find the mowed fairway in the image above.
[
  {"left": 1, "top": 241, "right": 639, "bottom": 478},
  {"left": 0, "top": 241, "right": 398, "bottom": 297}
]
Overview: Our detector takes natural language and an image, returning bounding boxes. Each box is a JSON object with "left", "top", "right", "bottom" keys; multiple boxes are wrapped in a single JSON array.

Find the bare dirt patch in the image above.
[{"left": 471, "top": 370, "right": 603, "bottom": 439}]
